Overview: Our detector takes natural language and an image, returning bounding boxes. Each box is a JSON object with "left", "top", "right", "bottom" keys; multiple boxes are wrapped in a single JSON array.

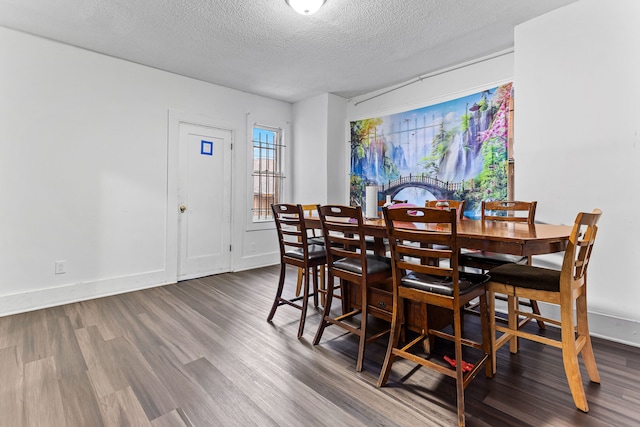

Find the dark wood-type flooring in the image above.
[{"left": 1, "top": 265, "right": 639, "bottom": 426}]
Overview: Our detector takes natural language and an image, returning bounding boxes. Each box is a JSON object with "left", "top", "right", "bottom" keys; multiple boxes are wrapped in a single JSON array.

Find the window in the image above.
[{"left": 252, "top": 125, "right": 284, "bottom": 221}]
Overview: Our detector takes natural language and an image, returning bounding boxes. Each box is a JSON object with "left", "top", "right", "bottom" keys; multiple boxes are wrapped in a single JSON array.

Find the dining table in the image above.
[
  {"left": 305, "top": 215, "right": 573, "bottom": 257},
  {"left": 304, "top": 212, "right": 574, "bottom": 337}
]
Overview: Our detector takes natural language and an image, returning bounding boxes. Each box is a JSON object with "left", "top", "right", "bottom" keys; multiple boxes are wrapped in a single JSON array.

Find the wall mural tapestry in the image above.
[{"left": 350, "top": 82, "right": 512, "bottom": 219}]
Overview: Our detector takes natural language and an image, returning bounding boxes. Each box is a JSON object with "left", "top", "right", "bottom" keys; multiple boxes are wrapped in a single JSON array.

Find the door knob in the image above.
[{"left": 179, "top": 205, "right": 187, "bottom": 213}]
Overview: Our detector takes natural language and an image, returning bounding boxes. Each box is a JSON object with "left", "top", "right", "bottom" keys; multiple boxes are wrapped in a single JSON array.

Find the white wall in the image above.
[
  {"left": 346, "top": 52, "right": 515, "bottom": 123},
  {"left": 292, "top": 93, "right": 349, "bottom": 206},
  {"left": 327, "top": 94, "right": 348, "bottom": 204},
  {"left": 0, "top": 27, "right": 289, "bottom": 315},
  {"left": 514, "top": 0, "right": 640, "bottom": 345},
  {"left": 292, "top": 93, "right": 329, "bottom": 204}
]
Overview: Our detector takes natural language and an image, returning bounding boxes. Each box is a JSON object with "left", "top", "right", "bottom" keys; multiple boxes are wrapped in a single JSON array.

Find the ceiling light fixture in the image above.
[{"left": 285, "top": 0, "right": 326, "bottom": 15}]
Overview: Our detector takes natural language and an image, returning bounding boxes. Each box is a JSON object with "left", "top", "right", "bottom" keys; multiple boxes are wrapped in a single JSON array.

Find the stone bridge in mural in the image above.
[{"left": 378, "top": 174, "right": 471, "bottom": 200}]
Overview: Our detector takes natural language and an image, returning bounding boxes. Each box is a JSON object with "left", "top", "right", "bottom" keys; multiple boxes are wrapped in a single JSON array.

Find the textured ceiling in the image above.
[{"left": 0, "top": 0, "right": 578, "bottom": 103}]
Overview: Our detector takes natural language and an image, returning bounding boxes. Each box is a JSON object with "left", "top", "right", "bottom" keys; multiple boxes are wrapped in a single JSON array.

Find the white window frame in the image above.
[{"left": 250, "top": 124, "right": 285, "bottom": 227}]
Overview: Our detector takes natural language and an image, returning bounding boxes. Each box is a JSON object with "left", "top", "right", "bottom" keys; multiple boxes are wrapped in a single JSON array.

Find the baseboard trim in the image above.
[
  {"left": 233, "top": 252, "right": 279, "bottom": 272},
  {"left": 582, "top": 310, "right": 640, "bottom": 348},
  {"left": 0, "top": 270, "right": 173, "bottom": 317},
  {"left": 0, "top": 255, "right": 280, "bottom": 317},
  {"left": 495, "top": 301, "right": 640, "bottom": 348}
]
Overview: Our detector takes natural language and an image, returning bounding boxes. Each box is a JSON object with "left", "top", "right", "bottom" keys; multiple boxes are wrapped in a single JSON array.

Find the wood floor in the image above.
[{"left": 1, "top": 265, "right": 639, "bottom": 426}]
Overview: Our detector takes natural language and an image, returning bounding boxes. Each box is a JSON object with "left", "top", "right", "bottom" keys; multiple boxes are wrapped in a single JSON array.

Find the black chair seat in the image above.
[
  {"left": 460, "top": 251, "right": 526, "bottom": 267},
  {"left": 488, "top": 263, "right": 560, "bottom": 292},
  {"left": 334, "top": 254, "right": 391, "bottom": 275},
  {"left": 401, "top": 271, "right": 489, "bottom": 296},
  {"left": 286, "top": 245, "right": 326, "bottom": 260},
  {"left": 307, "top": 236, "right": 325, "bottom": 246}
]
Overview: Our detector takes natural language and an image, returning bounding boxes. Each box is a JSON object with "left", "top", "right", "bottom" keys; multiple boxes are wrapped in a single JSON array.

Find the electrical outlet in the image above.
[
  {"left": 250, "top": 242, "right": 256, "bottom": 253},
  {"left": 55, "top": 260, "right": 66, "bottom": 274}
]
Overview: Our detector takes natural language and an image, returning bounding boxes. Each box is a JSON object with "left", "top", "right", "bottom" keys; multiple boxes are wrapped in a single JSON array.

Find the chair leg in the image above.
[
  {"left": 298, "top": 266, "right": 322, "bottom": 304},
  {"left": 453, "top": 306, "right": 466, "bottom": 427},
  {"left": 576, "top": 293, "right": 600, "bottom": 384},
  {"left": 418, "top": 303, "right": 435, "bottom": 354},
  {"left": 267, "top": 263, "right": 287, "bottom": 322},
  {"left": 478, "top": 292, "right": 493, "bottom": 378},
  {"left": 296, "top": 268, "right": 303, "bottom": 296},
  {"left": 311, "top": 266, "right": 319, "bottom": 308},
  {"left": 356, "top": 279, "right": 368, "bottom": 372},
  {"left": 560, "top": 304, "right": 589, "bottom": 412},
  {"left": 508, "top": 295, "right": 519, "bottom": 354},
  {"left": 488, "top": 288, "right": 498, "bottom": 375},
  {"left": 377, "top": 295, "right": 403, "bottom": 387},
  {"left": 313, "top": 272, "right": 335, "bottom": 345},
  {"left": 529, "top": 299, "right": 546, "bottom": 329},
  {"left": 340, "top": 278, "right": 349, "bottom": 315},
  {"left": 297, "top": 265, "right": 311, "bottom": 339},
  {"left": 319, "top": 267, "right": 326, "bottom": 306},
  {"left": 524, "top": 256, "right": 545, "bottom": 330}
]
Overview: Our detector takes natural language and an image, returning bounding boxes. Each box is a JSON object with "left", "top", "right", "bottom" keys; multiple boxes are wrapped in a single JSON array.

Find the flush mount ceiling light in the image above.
[{"left": 285, "top": 0, "right": 326, "bottom": 15}]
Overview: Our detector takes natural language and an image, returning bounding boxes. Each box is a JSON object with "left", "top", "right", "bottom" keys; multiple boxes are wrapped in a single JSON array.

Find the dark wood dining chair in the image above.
[
  {"left": 313, "top": 204, "right": 392, "bottom": 372},
  {"left": 267, "top": 203, "right": 326, "bottom": 338},
  {"left": 425, "top": 199, "right": 466, "bottom": 220},
  {"left": 461, "top": 201, "right": 537, "bottom": 268},
  {"left": 486, "top": 209, "right": 602, "bottom": 412},
  {"left": 368, "top": 199, "right": 408, "bottom": 253},
  {"left": 377, "top": 206, "right": 492, "bottom": 427},
  {"left": 424, "top": 200, "right": 468, "bottom": 330},
  {"left": 460, "top": 200, "right": 545, "bottom": 328}
]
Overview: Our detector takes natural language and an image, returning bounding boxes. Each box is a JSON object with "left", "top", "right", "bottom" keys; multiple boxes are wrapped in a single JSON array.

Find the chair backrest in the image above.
[
  {"left": 561, "top": 209, "right": 602, "bottom": 291},
  {"left": 300, "top": 204, "right": 317, "bottom": 217},
  {"left": 378, "top": 199, "right": 408, "bottom": 207},
  {"left": 383, "top": 206, "right": 460, "bottom": 294},
  {"left": 317, "top": 205, "right": 368, "bottom": 277},
  {"left": 482, "top": 200, "right": 537, "bottom": 223},
  {"left": 271, "top": 204, "right": 309, "bottom": 258},
  {"left": 301, "top": 203, "right": 322, "bottom": 237},
  {"left": 425, "top": 199, "right": 465, "bottom": 220}
]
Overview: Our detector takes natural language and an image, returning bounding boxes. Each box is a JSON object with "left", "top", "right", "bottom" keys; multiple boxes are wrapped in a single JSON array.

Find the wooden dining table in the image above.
[
  {"left": 305, "top": 215, "right": 573, "bottom": 257},
  {"left": 304, "top": 213, "right": 574, "bottom": 336}
]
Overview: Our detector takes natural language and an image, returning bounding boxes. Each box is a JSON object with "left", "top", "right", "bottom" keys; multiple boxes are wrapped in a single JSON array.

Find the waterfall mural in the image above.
[{"left": 350, "top": 83, "right": 512, "bottom": 219}]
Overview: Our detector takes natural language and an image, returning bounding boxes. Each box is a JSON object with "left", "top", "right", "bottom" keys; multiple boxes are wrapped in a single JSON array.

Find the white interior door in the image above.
[{"left": 178, "top": 122, "right": 232, "bottom": 280}]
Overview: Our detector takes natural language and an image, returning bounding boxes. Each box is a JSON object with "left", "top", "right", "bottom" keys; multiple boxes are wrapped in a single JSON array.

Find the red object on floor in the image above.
[{"left": 444, "top": 355, "right": 474, "bottom": 372}]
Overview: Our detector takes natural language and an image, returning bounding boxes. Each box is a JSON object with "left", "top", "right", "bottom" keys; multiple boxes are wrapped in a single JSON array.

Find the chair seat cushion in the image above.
[
  {"left": 307, "top": 236, "right": 325, "bottom": 246},
  {"left": 401, "top": 271, "right": 489, "bottom": 296},
  {"left": 489, "top": 263, "right": 560, "bottom": 292},
  {"left": 460, "top": 251, "right": 527, "bottom": 267},
  {"left": 334, "top": 254, "right": 391, "bottom": 275},
  {"left": 285, "top": 245, "right": 326, "bottom": 260}
]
